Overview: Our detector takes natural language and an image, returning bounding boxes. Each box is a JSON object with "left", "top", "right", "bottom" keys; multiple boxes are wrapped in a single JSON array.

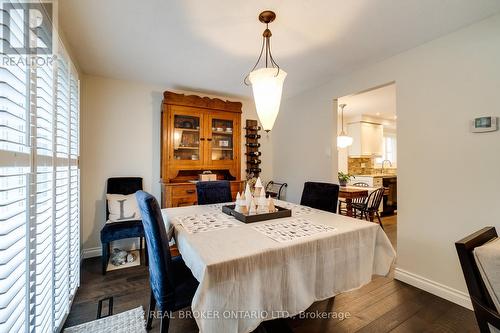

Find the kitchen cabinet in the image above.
[{"left": 347, "top": 121, "right": 383, "bottom": 157}]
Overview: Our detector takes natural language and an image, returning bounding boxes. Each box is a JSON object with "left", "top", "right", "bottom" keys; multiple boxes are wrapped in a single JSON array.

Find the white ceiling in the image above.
[
  {"left": 59, "top": 0, "right": 500, "bottom": 98},
  {"left": 339, "top": 83, "right": 396, "bottom": 121}
]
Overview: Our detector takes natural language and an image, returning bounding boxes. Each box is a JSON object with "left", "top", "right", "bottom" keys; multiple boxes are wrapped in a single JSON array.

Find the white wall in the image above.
[
  {"left": 80, "top": 75, "right": 272, "bottom": 255},
  {"left": 272, "top": 89, "right": 338, "bottom": 203},
  {"left": 273, "top": 13, "right": 500, "bottom": 307}
]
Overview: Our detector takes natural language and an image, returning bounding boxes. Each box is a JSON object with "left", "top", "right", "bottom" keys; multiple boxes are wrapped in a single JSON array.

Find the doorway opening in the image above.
[{"left": 335, "top": 82, "right": 398, "bottom": 249}]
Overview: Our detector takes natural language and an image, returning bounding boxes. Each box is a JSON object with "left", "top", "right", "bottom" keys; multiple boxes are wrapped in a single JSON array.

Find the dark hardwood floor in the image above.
[{"left": 65, "top": 215, "right": 478, "bottom": 332}]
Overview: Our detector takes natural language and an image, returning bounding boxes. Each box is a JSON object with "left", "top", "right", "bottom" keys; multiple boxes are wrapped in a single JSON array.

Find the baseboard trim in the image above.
[
  {"left": 82, "top": 246, "right": 102, "bottom": 259},
  {"left": 394, "top": 267, "right": 472, "bottom": 310}
]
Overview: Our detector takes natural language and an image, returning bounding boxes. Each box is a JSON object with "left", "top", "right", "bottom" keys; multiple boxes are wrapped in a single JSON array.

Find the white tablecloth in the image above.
[{"left": 162, "top": 200, "right": 396, "bottom": 333}]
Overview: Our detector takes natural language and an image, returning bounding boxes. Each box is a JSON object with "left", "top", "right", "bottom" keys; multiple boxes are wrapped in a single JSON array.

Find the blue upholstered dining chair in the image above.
[
  {"left": 135, "top": 191, "right": 199, "bottom": 333},
  {"left": 300, "top": 181, "right": 340, "bottom": 214},
  {"left": 196, "top": 180, "right": 232, "bottom": 205},
  {"left": 100, "top": 177, "right": 147, "bottom": 274}
]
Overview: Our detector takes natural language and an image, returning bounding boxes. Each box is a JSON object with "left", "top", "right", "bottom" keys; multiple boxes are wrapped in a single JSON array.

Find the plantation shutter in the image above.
[
  {"left": 0, "top": 1, "right": 81, "bottom": 332},
  {"left": 0, "top": 2, "right": 30, "bottom": 332},
  {"left": 33, "top": 54, "right": 55, "bottom": 333},
  {"left": 68, "top": 72, "right": 79, "bottom": 297},
  {"left": 53, "top": 54, "right": 70, "bottom": 329},
  {"left": 0, "top": 60, "right": 30, "bottom": 332}
]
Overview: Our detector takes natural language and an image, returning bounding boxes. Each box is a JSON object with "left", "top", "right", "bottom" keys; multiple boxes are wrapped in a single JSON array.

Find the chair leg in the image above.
[
  {"left": 376, "top": 212, "right": 384, "bottom": 230},
  {"left": 146, "top": 292, "right": 156, "bottom": 330},
  {"left": 144, "top": 238, "right": 149, "bottom": 266},
  {"left": 139, "top": 237, "right": 143, "bottom": 265},
  {"left": 160, "top": 311, "right": 170, "bottom": 333},
  {"left": 102, "top": 242, "right": 109, "bottom": 275}
]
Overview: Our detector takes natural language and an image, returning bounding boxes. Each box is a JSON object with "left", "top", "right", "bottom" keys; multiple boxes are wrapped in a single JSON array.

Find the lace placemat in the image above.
[
  {"left": 277, "top": 202, "right": 317, "bottom": 216},
  {"left": 203, "top": 203, "right": 227, "bottom": 212},
  {"left": 252, "top": 218, "right": 336, "bottom": 243},
  {"left": 175, "top": 212, "right": 239, "bottom": 234}
]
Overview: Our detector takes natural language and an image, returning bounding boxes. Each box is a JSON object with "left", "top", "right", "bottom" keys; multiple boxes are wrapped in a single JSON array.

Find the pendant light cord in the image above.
[
  {"left": 244, "top": 22, "right": 281, "bottom": 85},
  {"left": 340, "top": 104, "right": 346, "bottom": 134}
]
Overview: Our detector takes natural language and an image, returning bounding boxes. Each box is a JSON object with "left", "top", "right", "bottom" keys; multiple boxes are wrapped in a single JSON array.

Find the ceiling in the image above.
[
  {"left": 59, "top": 0, "right": 500, "bottom": 98},
  {"left": 338, "top": 83, "right": 396, "bottom": 121}
]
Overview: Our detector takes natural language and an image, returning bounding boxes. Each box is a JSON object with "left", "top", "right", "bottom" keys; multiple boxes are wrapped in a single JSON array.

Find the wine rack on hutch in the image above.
[{"left": 245, "top": 119, "right": 262, "bottom": 178}]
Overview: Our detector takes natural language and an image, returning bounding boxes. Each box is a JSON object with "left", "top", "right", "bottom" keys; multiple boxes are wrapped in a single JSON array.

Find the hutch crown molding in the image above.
[{"left": 161, "top": 91, "right": 244, "bottom": 207}]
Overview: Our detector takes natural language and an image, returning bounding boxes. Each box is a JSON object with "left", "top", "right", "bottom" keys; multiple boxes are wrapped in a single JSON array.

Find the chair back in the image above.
[
  {"left": 106, "top": 177, "right": 143, "bottom": 220},
  {"left": 196, "top": 180, "right": 232, "bottom": 205},
  {"left": 265, "top": 181, "right": 288, "bottom": 200},
  {"left": 365, "top": 187, "right": 385, "bottom": 210},
  {"left": 300, "top": 182, "right": 339, "bottom": 213},
  {"left": 456, "top": 227, "right": 500, "bottom": 331},
  {"left": 135, "top": 191, "right": 174, "bottom": 308},
  {"left": 350, "top": 182, "right": 370, "bottom": 204}
]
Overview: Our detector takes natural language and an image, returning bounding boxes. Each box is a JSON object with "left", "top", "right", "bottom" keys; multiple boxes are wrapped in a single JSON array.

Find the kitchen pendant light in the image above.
[
  {"left": 337, "top": 104, "right": 353, "bottom": 148},
  {"left": 245, "top": 10, "right": 287, "bottom": 132}
]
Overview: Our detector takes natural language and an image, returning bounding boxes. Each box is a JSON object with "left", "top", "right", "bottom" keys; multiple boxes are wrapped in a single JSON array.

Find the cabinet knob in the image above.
[
  {"left": 207, "top": 138, "right": 213, "bottom": 141},
  {"left": 186, "top": 189, "right": 196, "bottom": 194},
  {"left": 200, "top": 138, "right": 205, "bottom": 141}
]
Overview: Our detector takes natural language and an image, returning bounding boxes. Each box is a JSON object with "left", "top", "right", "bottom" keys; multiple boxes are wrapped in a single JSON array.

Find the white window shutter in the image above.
[
  {"left": 53, "top": 55, "right": 70, "bottom": 329},
  {"left": 0, "top": 5, "right": 30, "bottom": 330},
  {"left": 0, "top": 1, "right": 81, "bottom": 331}
]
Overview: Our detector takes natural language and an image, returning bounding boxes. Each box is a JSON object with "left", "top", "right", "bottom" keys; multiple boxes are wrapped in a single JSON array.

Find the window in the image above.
[
  {"left": 375, "top": 133, "right": 397, "bottom": 167},
  {"left": 0, "top": 2, "right": 80, "bottom": 332}
]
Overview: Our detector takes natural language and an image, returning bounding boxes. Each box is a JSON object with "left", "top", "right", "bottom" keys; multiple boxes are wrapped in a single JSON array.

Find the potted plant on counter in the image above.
[{"left": 338, "top": 172, "right": 354, "bottom": 187}]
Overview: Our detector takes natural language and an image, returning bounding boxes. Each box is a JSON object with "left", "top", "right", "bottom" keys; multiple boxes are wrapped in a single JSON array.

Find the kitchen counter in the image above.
[{"left": 354, "top": 174, "right": 397, "bottom": 178}]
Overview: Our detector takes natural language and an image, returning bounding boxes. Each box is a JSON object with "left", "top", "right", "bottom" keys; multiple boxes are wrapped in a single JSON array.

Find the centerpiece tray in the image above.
[{"left": 222, "top": 204, "right": 292, "bottom": 223}]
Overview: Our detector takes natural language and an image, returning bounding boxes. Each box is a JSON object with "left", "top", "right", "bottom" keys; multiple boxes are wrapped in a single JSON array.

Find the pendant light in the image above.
[
  {"left": 337, "top": 104, "right": 353, "bottom": 148},
  {"left": 245, "top": 10, "right": 287, "bottom": 132}
]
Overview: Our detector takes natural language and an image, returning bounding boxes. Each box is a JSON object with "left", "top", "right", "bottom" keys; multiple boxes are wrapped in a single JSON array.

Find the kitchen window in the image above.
[{"left": 375, "top": 133, "right": 397, "bottom": 167}]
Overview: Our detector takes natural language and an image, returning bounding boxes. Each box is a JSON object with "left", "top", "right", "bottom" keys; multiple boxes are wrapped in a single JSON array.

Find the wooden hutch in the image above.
[{"left": 161, "top": 91, "right": 245, "bottom": 207}]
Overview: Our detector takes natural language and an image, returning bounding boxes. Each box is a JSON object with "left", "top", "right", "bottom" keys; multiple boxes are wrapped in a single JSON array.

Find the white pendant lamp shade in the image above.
[
  {"left": 337, "top": 134, "right": 353, "bottom": 148},
  {"left": 249, "top": 68, "right": 287, "bottom": 131}
]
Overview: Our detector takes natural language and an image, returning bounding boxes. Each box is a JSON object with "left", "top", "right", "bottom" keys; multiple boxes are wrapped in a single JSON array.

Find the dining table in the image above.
[
  {"left": 338, "top": 186, "right": 369, "bottom": 217},
  {"left": 161, "top": 200, "right": 396, "bottom": 333}
]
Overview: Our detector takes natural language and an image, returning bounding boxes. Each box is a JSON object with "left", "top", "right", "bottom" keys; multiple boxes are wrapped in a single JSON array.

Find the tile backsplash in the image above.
[
  {"left": 348, "top": 157, "right": 373, "bottom": 175},
  {"left": 348, "top": 157, "right": 397, "bottom": 175}
]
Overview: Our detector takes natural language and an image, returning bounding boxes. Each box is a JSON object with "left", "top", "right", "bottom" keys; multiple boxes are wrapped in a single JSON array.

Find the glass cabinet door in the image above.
[
  {"left": 172, "top": 114, "right": 201, "bottom": 161},
  {"left": 210, "top": 118, "right": 234, "bottom": 161}
]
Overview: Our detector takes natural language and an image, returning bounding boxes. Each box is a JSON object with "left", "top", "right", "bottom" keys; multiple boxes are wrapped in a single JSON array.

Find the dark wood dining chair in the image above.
[
  {"left": 300, "top": 182, "right": 339, "bottom": 213},
  {"left": 135, "top": 191, "right": 199, "bottom": 333},
  {"left": 338, "top": 182, "right": 369, "bottom": 215},
  {"left": 352, "top": 187, "right": 385, "bottom": 229},
  {"left": 196, "top": 180, "right": 232, "bottom": 205},
  {"left": 456, "top": 227, "right": 500, "bottom": 332},
  {"left": 100, "top": 177, "right": 147, "bottom": 274}
]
